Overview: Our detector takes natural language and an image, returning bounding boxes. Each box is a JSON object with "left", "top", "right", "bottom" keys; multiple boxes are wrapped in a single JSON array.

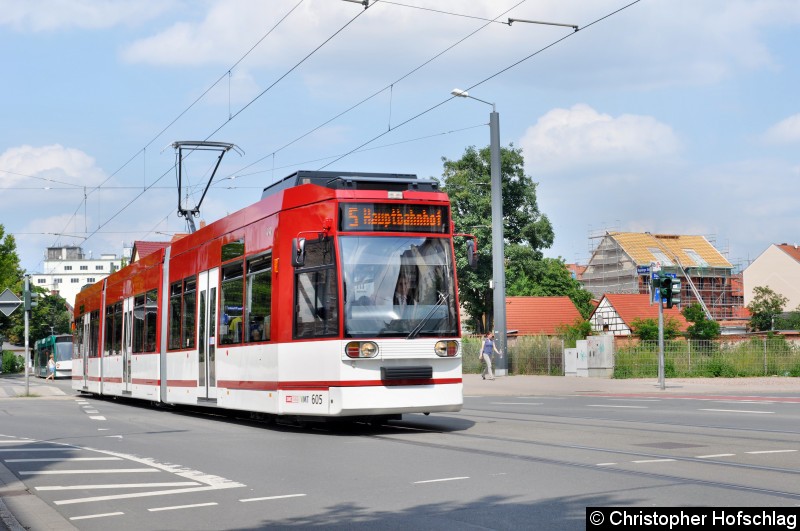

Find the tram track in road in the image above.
[{"left": 365, "top": 418, "right": 800, "bottom": 504}]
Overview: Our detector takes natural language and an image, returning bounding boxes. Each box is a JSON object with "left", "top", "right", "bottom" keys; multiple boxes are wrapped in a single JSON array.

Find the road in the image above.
[{"left": 1, "top": 374, "right": 798, "bottom": 530}]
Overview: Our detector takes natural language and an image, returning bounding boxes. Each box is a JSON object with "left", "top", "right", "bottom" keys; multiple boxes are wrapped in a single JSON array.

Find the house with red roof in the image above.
[
  {"left": 589, "top": 293, "right": 689, "bottom": 336},
  {"left": 743, "top": 243, "right": 800, "bottom": 310},
  {"left": 506, "top": 296, "right": 582, "bottom": 336},
  {"left": 130, "top": 240, "right": 170, "bottom": 263}
]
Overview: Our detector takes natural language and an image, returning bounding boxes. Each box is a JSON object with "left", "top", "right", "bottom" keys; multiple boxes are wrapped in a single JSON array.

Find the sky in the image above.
[{"left": 2, "top": 0, "right": 800, "bottom": 276}]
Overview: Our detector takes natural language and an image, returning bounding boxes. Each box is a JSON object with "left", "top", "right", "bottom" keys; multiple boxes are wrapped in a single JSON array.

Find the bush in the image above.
[{"left": 2, "top": 351, "right": 23, "bottom": 374}]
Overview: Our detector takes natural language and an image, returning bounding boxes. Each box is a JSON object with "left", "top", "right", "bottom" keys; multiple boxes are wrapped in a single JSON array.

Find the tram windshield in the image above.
[
  {"left": 54, "top": 341, "right": 72, "bottom": 362},
  {"left": 341, "top": 236, "right": 458, "bottom": 338}
]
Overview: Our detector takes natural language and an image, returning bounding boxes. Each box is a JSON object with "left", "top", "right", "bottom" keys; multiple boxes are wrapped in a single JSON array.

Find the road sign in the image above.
[
  {"left": 0, "top": 288, "right": 22, "bottom": 316},
  {"left": 637, "top": 265, "right": 650, "bottom": 275}
]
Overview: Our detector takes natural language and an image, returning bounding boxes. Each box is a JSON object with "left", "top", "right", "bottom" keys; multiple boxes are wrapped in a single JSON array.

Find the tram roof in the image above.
[{"left": 261, "top": 170, "right": 439, "bottom": 200}]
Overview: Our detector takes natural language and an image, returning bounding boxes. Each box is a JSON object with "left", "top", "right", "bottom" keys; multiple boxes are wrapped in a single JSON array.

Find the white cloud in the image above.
[
  {"left": 519, "top": 104, "right": 680, "bottom": 173},
  {"left": 0, "top": 144, "right": 106, "bottom": 191},
  {"left": 763, "top": 113, "right": 800, "bottom": 145},
  {"left": 0, "top": 0, "right": 175, "bottom": 32}
]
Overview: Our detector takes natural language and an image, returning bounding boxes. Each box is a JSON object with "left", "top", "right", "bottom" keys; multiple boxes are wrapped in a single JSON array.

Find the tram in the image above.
[
  {"left": 73, "top": 170, "right": 467, "bottom": 420},
  {"left": 34, "top": 334, "right": 73, "bottom": 379}
]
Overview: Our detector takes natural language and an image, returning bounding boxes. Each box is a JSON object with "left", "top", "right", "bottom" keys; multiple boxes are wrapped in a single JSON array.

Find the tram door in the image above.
[
  {"left": 198, "top": 269, "right": 218, "bottom": 401},
  {"left": 122, "top": 297, "right": 133, "bottom": 394}
]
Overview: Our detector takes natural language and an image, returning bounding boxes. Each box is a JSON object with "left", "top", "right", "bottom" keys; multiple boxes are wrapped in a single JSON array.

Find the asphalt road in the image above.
[{"left": 1, "top": 374, "right": 798, "bottom": 530}]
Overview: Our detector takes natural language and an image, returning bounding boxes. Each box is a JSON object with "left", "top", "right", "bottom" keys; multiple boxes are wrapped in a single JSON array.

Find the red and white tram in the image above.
[{"left": 73, "top": 171, "right": 464, "bottom": 420}]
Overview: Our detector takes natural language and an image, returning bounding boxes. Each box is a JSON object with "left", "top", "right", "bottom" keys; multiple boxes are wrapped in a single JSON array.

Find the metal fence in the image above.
[
  {"left": 614, "top": 337, "right": 800, "bottom": 378},
  {"left": 460, "top": 335, "right": 800, "bottom": 378},
  {"left": 462, "top": 336, "right": 565, "bottom": 376}
]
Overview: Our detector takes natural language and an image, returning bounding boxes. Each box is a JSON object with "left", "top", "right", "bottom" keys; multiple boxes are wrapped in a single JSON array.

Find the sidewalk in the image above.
[
  {"left": 463, "top": 373, "right": 800, "bottom": 397},
  {"left": 0, "top": 373, "right": 71, "bottom": 399}
]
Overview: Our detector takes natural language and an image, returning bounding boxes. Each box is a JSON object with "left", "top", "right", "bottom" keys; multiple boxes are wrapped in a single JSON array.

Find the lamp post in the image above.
[{"left": 451, "top": 88, "right": 507, "bottom": 375}]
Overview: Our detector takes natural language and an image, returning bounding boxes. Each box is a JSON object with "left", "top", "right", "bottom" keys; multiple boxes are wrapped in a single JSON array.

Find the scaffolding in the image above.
[{"left": 581, "top": 229, "right": 745, "bottom": 321}]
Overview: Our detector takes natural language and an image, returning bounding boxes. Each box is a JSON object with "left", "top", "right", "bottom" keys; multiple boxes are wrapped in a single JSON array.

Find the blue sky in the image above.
[{"left": 2, "top": 0, "right": 799, "bottom": 275}]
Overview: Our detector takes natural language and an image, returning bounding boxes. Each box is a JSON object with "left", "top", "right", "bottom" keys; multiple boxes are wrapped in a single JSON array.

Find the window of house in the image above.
[
  {"left": 96, "top": 265, "right": 104, "bottom": 271},
  {"left": 64, "top": 265, "right": 72, "bottom": 271},
  {"left": 648, "top": 249, "right": 673, "bottom": 266},
  {"left": 683, "top": 249, "right": 708, "bottom": 267},
  {"left": 87, "top": 278, "right": 95, "bottom": 283},
  {"left": 80, "top": 265, "right": 88, "bottom": 271},
  {"left": 54, "top": 278, "right": 62, "bottom": 284},
  {"left": 37, "top": 278, "right": 46, "bottom": 284},
  {"left": 71, "top": 278, "right": 80, "bottom": 283}
]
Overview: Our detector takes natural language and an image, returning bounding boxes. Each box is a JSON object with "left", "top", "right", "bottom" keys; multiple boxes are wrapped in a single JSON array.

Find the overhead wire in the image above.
[{"left": 318, "top": 0, "right": 643, "bottom": 170}]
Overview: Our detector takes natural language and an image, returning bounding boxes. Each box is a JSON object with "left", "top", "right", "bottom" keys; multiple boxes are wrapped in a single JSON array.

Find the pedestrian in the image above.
[
  {"left": 46, "top": 354, "right": 56, "bottom": 381},
  {"left": 480, "top": 333, "right": 499, "bottom": 380}
]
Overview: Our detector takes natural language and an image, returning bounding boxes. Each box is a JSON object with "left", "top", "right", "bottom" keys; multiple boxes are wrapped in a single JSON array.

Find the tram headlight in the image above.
[
  {"left": 345, "top": 341, "right": 379, "bottom": 358},
  {"left": 434, "top": 340, "right": 458, "bottom": 357}
]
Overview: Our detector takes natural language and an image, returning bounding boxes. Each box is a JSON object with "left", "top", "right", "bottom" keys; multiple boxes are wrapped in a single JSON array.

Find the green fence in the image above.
[
  {"left": 614, "top": 337, "right": 800, "bottom": 378},
  {"left": 462, "top": 336, "right": 565, "bottom": 376}
]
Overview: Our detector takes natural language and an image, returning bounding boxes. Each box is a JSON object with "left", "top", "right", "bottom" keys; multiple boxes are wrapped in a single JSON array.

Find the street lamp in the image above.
[{"left": 451, "top": 88, "right": 507, "bottom": 376}]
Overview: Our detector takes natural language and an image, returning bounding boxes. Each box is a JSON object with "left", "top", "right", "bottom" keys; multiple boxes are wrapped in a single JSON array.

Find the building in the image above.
[
  {"left": 589, "top": 293, "right": 689, "bottom": 336},
  {"left": 31, "top": 246, "right": 126, "bottom": 307},
  {"left": 581, "top": 232, "right": 738, "bottom": 320},
  {"left": 743, "top": 243, "right": 800, "bottom": 309},
  {"left": 506, "top": 296, "right": 582, "bottom": 336}
]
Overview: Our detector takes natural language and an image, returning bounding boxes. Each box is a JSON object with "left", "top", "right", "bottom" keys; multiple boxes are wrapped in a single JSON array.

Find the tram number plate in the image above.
[{"left": 282, "top": 391, "right": 329, "bottom": 413}]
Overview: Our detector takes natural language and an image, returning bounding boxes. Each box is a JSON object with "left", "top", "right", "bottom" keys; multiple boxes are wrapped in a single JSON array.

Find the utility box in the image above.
[
  {"left": 575, "top": 340, "right": 589, "bottom": 377},
  {"left": 564, "top": 347, "right": 577, "bottom": 376},
  {"left": 587, "top": 335, "right": 614, "bottom": 378}
]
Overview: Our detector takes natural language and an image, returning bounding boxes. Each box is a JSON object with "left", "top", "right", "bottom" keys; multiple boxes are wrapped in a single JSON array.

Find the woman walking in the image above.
[{"left": 480, "top": 333, "right": 499, "bottom": 380}]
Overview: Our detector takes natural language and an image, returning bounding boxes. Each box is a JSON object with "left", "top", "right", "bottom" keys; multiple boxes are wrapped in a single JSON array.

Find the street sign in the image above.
[
  {"left": 637, "top": 265, "right": 650, "bottom": 275},
  {"left": 0, "top": 288, "right": 22, "bottom": 316}
]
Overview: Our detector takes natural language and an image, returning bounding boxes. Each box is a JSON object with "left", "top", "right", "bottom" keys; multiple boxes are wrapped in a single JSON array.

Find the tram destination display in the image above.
[{"left": 341, "top": 203, "right": 448, "bottom": 233}]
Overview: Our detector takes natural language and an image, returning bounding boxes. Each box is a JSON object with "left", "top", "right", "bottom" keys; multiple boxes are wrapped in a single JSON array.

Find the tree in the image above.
[
  {"left": 556, "top": 318, "right": 592, "bottom": 348},
  {"left": 747, "top": 286, "right": 787, "bottom": 332},
  {"left": 0, "top": 225, "right": 24, "bottom": 344},
  {"left": 682, "top": 303, "right": 720, "bottom": 340},
  {"left": 441, "top": 144, "right": 555, "bottom": 332},
  {"left": 630, "top": 317, "right": 681, "bottom": 340}
]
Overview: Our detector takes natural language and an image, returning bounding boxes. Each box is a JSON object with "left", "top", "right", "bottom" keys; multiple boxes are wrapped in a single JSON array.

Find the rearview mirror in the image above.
[
  {"left": 292, "top": 238, "right": 306, "bottom": 267},
  {"left": 466, "top": 240, "right": 477, "bottom": 270}
]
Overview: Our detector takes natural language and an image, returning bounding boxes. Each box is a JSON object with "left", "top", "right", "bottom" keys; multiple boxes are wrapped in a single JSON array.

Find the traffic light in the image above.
[
  {"left": 23, "top": 277, "right": 39, "bottom": 311},
  {"left": 667, "top": 278, "right": 681, "bottom": 309},
  {"left": 659, "top": 276, "right": 671, "bottom": 303}
]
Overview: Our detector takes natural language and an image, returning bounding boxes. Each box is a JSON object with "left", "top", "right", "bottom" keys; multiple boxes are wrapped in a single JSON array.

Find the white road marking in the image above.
[
  {"left": 21, "top": 469, "right": 159, "bottom": 475},
  {"left": 55, "top": 484, "right": 243, "bottom": 506},
  {"left": 149, "top": 502, "right": 218, "bottom": 512},
  {"left": 713, "top": 400, "right": 775, "bottom": 404},
  {"left": 240, "top": 494, "right": 307, "bottom": 502},
  {"left": 588, "top": 404, "right": 648, "bottom": 409},
  {"left": 632, "top": 459, "right": 676, "bottom": 464},
  {"left": 414, "top": 477, "right": 469, "bottom": 484},
  {"left": 596, "top": 463, "right": 617, "bottom": 466},
  {"left": 491, "top": 402, "right": 543, "bottom": 406},
  {"left": 699, "top": 409, "right": 774, "bottom": 414},
  {"left": 5, "top": 457, "right": 122, "bottom": 463},
  {"left": 607, "top": 399, "right": 661, "bottom": 402},
  {"left": 0, "top": 448, "right": 76, "bottom": 452},
  {"left": 746, "top": 450, "right": 797, "bottom": 454},
  {"left": 37, "top": 482, "right": 201, "bottom": 491},
  {"left": 69, "top": 512, "right": 124, "bottom": 521},
  {"left": 696, "top": 454, "right": 735, "bottom": 459},
  {"left": 84, "top": 410, "right": 100, "bottom": 414},
  {"left": 89, "top": 416, "right": 107, "bottom": 420}
]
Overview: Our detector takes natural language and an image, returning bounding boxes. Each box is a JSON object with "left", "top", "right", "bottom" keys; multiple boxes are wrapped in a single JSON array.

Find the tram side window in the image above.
[
  {"left": 133, "top": 289, "right": 159, "bottom": 353},
  {"left": 89, "top": 310, "right": 100, "bottom": 358},
  {"left": 246, "top": 254, "right": 271, "bottom": 342},
  {"left": 104, "top": 302, "right": 123, "bottom": 356},
  {"left": 74, "top": 317, "right": 84, "bottom": 359},
  {"left": 220, "top": 262, "right": 244, "bottom": 345},
  {"left": 294, "top": 239, "right": 338, "bottom": 338},
  {"left": 168, "top": 277, "right": 196, "bottom": 350},
  {"left": 182, "top": 277, "right": 196, "bottom": 349},
  {"left": 168, "top": 282, "right": 182, "bottom": 350}
]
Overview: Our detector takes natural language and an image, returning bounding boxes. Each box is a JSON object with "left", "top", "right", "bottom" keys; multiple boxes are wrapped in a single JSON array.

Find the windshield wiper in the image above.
[{"left": 406, "top": 291, "right": 449, "bottom": 340}]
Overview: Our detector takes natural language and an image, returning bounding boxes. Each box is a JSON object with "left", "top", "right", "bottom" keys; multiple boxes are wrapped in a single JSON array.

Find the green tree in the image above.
[
  {"left": 441, "top": 144, "right": 554, "bottom": 332},
  {"left": 747, "top": 286, "right": 787, "bottom": 332},
  {"left": 505, "top": 253, "right": 594, "bottom": 318},
  {"left": 556, "top": 318, "right": 592, "bottom": 348},
  {"left": 630, "top": 317, "right": 681, "bottom": 340},
  {"left": 0, "top": 225, "right": 24, "bottom": 344},
  {"left": 682, "top": 303, "right": 721, "bottom": 340}
]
